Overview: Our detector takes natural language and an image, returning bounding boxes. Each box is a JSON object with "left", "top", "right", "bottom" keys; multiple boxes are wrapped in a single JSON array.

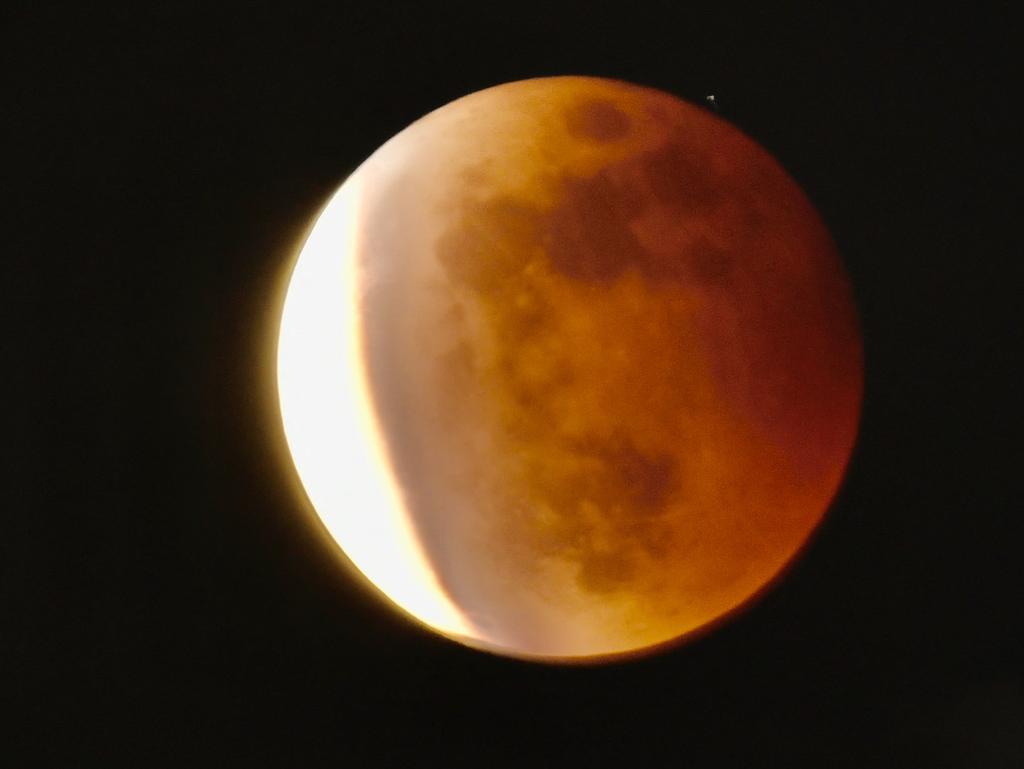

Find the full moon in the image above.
[{"left": 277, "top": 76, "right": 862, "bottom": 662}]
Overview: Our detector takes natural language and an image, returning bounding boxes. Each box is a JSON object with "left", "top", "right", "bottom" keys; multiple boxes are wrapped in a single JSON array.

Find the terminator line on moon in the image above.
[{"left": 277, "top": 76, "right": 863, "bottom": 661}]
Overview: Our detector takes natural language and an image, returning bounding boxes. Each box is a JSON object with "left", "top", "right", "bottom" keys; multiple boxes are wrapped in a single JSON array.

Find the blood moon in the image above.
[{"left": 277, "top": 77, "right": 862, "bottom": 662}]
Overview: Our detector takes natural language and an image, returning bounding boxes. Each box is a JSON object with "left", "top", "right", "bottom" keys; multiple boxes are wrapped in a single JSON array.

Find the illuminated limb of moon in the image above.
[{"left": 277, "top": 175, "right": 478, "bottom": 643}]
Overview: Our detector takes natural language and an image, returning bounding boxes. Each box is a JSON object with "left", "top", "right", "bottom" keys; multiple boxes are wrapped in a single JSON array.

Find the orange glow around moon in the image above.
[{"left": 277, "top": 76, "right": 863, "bottom": 662}]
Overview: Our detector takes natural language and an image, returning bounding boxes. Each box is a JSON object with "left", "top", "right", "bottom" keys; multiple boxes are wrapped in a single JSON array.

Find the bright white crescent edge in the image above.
[{"left": 276, "top": 174, "right": 478, "bottom": 642}]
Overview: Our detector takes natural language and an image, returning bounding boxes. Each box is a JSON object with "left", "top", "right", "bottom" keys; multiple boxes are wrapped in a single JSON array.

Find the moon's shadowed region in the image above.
[{"left": 329, "top": 77, "right": 861, "bottom": 660}]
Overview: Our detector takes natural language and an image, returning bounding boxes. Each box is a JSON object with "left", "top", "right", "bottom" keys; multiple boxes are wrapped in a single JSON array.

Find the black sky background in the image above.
[{"left": 6, "top": 3, "right": 1019, "bottom": 767}]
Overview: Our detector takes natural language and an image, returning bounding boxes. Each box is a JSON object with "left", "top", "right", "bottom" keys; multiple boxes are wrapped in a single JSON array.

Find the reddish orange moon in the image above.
[{"left": 278, "top": 76, "right": 862, "bottom": 662}]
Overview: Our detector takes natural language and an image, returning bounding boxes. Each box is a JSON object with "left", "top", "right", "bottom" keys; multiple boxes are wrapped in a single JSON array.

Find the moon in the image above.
[{"left": 277, "top": 76, "right": 862, "bottom": 662}]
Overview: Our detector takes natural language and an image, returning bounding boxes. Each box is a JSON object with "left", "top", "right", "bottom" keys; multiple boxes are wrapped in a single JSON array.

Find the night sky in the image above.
[{"left": 7, "top": 3, "right": 1018, "bottom": 767}]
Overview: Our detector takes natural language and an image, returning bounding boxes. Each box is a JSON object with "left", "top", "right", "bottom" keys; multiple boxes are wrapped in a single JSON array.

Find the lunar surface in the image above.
[{"left": 278, "top": 77, "right": 863, "bottom": 661}]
